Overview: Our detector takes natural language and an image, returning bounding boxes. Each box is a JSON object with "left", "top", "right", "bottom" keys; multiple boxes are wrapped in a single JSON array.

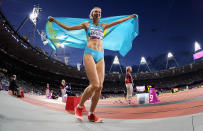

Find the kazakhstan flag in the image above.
[{"left": 45, "top": 15, "right": 139, "bottom": 56}]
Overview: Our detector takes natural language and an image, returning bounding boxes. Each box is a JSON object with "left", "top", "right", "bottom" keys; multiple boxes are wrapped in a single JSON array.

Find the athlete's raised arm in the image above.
[
  {"left": 102, "top": 14, "right": 136, "bottom": 30},
  {"left": 49, "top": 16, "right": 88, "bottom": 31}
]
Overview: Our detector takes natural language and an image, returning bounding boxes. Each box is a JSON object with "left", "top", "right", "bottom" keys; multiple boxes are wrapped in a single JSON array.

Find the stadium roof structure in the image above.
[{"left": 0, "top": 9, "right": 85, "bottom": 78}]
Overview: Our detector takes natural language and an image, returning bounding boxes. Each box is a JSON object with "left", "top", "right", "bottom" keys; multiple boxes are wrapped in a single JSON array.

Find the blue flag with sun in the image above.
[{"left": 45, "top": 15, "right": 138, "bottom": 56}]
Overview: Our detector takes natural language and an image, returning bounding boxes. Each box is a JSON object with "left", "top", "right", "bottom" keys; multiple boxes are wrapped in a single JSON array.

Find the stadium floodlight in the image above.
[
  {"left": 29, "top": 6, "right": 41, "bottom": 26},
  {"left": 64, "top": 57, "right": 69, "bottom": 65},
  {"left": 59, "top": 43, "right": 65, "bottom": 48},
  {"left": 166, "top": 52, "right": 179, "bottom": 69},
  {"left": 140, "top": 56, "right": 146, "bottom": 64},
  {"left": 193, "top": 41, "right": 203, "bottom": 61},
  {"left": 113, "top": 56, "right": 120, "bottom": 65},
  {"left": 138, "top": 56, "right": 151, "bottom": 72},
  {"left": 109, "top": 55, "right": 122, "bottom": 73},
  {"left": 167, "top": 52, "right": 173, "bottom": 59},
  {"left": 16, "top": 4, "right": 42, "bottom": 46},
  {"left": 58, "top": 43, "right": 66, "bottom": 61},
  {"left": 194, "top": 41, "right": 201, "bottom": 52},
  {"left": 43, "top": 40, "right": 48, "bottom": 45},
  {"left": 77, "top": 63, "right": 81, "bottom": 71}
]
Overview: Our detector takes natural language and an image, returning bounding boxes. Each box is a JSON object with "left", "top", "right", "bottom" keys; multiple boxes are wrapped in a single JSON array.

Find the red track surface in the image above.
[{"left": 22, "top": 87, "right": 203, "bottom": 119}]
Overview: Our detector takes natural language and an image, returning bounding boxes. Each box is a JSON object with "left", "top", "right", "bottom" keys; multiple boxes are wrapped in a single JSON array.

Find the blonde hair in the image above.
[
  {"left": 126, "top": 66, "right": 132, "bottom": 73},
  {"left": 89, "top": 7, "right": 101, "bottom": 19}
]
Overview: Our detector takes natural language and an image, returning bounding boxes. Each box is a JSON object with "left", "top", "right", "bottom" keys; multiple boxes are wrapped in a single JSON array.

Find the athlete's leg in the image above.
[
  {"left": 87, "top": 58, "right": 105, "bottom": 122},
  {"left": 78, "top": 54, "right": 100, "bottom": 107},
  {"left": 90, "top": 58, "right": 105, "bottom": 112}
]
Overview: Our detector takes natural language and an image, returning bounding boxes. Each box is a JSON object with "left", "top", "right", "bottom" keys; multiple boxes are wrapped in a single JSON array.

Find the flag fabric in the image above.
[{"left": 45, "top": 15, "right": 139, "bottom": 56}]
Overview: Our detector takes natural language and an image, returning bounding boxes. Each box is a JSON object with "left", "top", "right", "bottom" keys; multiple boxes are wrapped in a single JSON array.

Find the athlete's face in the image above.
[{"left": 92, "top": 8, "right": 101, "bottom": 19}]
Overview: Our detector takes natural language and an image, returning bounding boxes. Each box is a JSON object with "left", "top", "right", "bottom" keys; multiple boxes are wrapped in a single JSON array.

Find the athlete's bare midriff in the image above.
[
  {"left": 85, "top": 22, "right": 104, "bottom": 52},
  {"left": 86, "top": 38, "right": 104, "bottom": 52}
]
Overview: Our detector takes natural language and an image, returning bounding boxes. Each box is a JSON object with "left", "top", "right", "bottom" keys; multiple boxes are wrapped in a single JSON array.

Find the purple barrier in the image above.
[{"left": 1, "top": 85, "right": 9, "bottom": 90}]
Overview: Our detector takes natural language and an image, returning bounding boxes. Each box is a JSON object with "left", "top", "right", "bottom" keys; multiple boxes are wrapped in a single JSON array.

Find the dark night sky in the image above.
[{"left": 1, "top": 0, "right": 203, "bottom": 67}]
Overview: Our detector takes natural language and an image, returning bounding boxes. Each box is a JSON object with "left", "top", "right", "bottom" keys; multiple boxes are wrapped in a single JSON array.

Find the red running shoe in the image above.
[
  {"left": 88, "top": 114, "right": 103, "bottom": 123},
  {"left": 75, "top": 106, "right": 83, "bottom": 121}
]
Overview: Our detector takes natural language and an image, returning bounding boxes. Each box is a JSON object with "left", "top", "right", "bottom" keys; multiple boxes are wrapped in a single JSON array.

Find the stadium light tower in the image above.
[
  {"left": 138, "top": 56, "right": 151, "bottom": 72},
  {"left": 167, "top": 52, "right": 173, "bottom": 59},
  {"left": 29, "top": 6, "right": 40, "bottom": 26},
  {"left": 140, "top": 56, "right": 147, "bottom": 64},
  {"left": 77, "top": 63, "right": 81, "bottom": 71},
  {"left": 193, "top": 41, "right": 203, "bottom": 61},
  {"left": 194, "top": 41, "right": 201, "bottom": 52},
  {"left": 166, "top": 52, "right": 179, "bottom": 69},
  {"left": 109, "top": 55, "right": 123, "bottom": 73},
  {"left": 58, "top": 43, "right": 68, "bottom": 65},
  {"left": 16, "top": 5, "right": 42, "bottom": 45},
  {"left": 17, "top": 5, "right": 41, "bottom": 33}
]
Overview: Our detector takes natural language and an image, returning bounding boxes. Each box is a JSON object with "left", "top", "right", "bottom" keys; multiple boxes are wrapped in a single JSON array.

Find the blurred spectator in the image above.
[
  {"left": 51, "top": 90, "right": 58, "bottom": 99},
  {"left": 65, "top": 83, "right": 75, "bottom": 96},
  {"left": 0, "top": 81, "right": 2, "bottom": 91},
  {"left": 45, "top": 83, "right": 50, "bottom": 98},
  {"left": 8, "top": 75, "right": 20, "bottom": 96},
  {"left": 60, "top": 79, "right": 66, "bottom": 102},
  {"left": 48, "top": 90, "right": 53, "bottom": 99}
]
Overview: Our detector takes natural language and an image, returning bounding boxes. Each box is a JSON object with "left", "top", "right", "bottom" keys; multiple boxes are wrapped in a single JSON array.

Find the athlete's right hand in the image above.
[
  {"left": 48, "top": 16, "right": 55, "bottom": 22},
  {"left": 130, "top": 14, "right": 136, "bottom": 18}
]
